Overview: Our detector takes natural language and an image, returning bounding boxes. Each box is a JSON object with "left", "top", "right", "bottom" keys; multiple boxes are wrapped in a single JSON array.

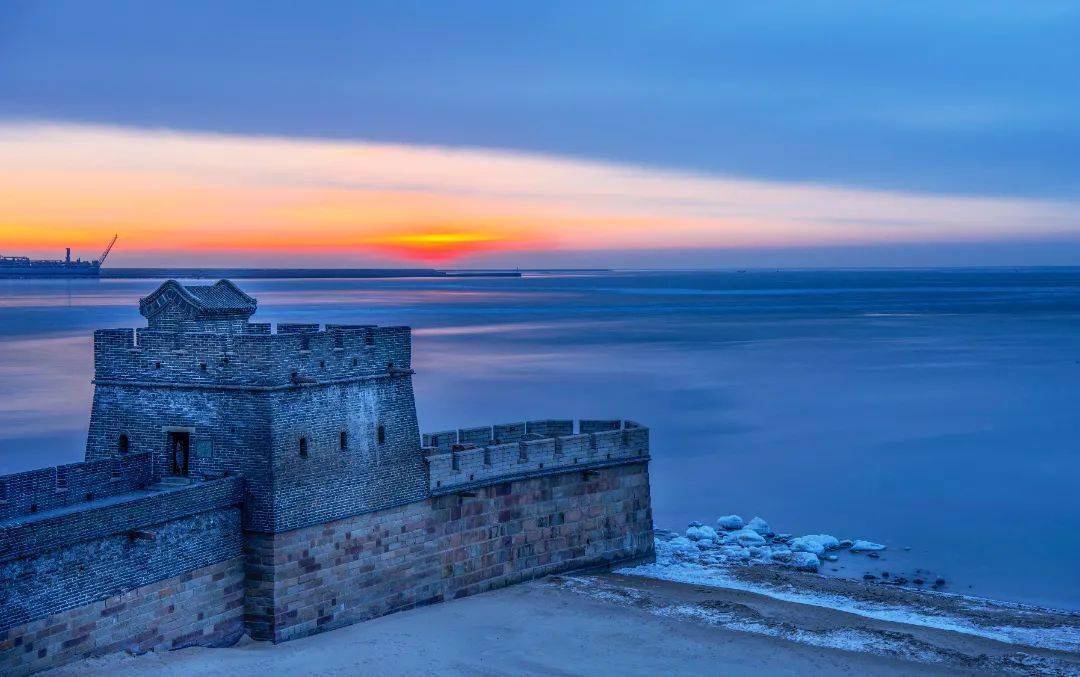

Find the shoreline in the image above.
[
  {"left": 618, "top": 559, "right": 1080, "bottom": 654},
  {"left": 53, "top": 571, "right": 1080, "bottom": 676},
  {"left": 650, "top": 516, "right": 1080, "bottom": 619}
]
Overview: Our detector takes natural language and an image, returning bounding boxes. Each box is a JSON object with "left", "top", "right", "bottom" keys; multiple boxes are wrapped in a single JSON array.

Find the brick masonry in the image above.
[
  {"left": 0, "top": 557, "right": 245, "bottom": 676},
  {"left": 243, "top": 461, "right": 653, "bottom": 642},
  {"left": 424, "top": 420, "right": 649, "bottom": 494},
  {"left": 0, "top": 478, "right": 243, "bottom": 564},
  {"left": 0, "top": 280, "right": 656, "bottom": 673},
  {"left": 1, "top": 505, "right": 242, "bottom": 630},
  {"left": 83, "top": 322, "right": 419, "bottom": 533}
]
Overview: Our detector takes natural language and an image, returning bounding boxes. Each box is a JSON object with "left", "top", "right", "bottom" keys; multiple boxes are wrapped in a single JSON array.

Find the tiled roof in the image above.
[
  {"left": 139, "top": 279, "right": 257, "bottom": 318},
  {"left": 184, "top": 281, "right": 256, "bottom": 310}
]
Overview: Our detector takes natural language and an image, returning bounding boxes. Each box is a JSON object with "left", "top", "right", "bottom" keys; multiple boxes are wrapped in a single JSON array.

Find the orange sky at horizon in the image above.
[{"left": 2, "top": 122, "right": 1078, "bottom": 266}]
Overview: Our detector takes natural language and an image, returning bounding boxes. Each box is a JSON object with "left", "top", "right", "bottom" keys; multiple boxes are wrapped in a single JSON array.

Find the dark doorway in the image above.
[{"left": 168, "top": 431, "right": 190, "bottom": 476}]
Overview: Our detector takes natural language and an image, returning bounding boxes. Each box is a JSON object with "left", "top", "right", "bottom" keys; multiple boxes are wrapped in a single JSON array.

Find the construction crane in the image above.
[{"left": 98, "top": 235, "right": 118, "bottom": 265}]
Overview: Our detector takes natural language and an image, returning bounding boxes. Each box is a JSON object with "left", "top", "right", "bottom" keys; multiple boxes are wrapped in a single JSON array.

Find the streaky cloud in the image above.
[{"left": 1, "top": 121, "right": 1078, "bottom": 266}]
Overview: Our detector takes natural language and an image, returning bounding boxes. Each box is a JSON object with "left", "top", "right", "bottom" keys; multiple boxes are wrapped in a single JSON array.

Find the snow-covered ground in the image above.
[{"left": 618, "top": 516, "right": 1080, "bottom": 654}]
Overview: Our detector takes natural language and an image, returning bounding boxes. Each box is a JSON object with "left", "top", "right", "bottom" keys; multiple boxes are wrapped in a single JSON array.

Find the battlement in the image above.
[
  {"left": 423, "top": 419, "right": 649, "bottom": 494},
  {"left": 0, "top": 453, "right": 152, "bottom": 521},
  {"left": 0, "top": 279, "right": 655, "bottom": 673},
  {"left": 93, "top": 323, "right": 412, "bottom": 389},
  {"left": 0, "top": 475, "right": 242, "bottom": 564}
]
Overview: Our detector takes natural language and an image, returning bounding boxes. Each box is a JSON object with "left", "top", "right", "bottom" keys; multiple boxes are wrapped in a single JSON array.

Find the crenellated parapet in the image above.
[
  {"left": 0, "top": 453, "right": 152, "bottom": 521},
  {"left": 0, "top": 278, "right": 656, "bottom": 673},
  {"left": 0, "top": 475, "right": 242, "bottom": 565},
  {"left": 423, "top": 419, "right": 649, "bottom": 494},
  {"left": 92, "top": 323, "right": 412, "bottom": 390}
]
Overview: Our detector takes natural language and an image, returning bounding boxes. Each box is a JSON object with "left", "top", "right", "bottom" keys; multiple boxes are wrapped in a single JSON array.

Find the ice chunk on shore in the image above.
[
  {"left": 733, "top": 529, "right": 766, "bottom": 546},
  {"left": 791, "top": 534, "right": 840, "bottom": 555},
  {"left": 790, "top": 551, "right": 821, "bottom": 572},
  {"left": 667, "top": 536, "right": 698, "bottom": 557},
  {"left": 791, "top": 537, "right": 825, "bottom": 555},
  {"left": 745, "top": 516, "right": 772, "bottom": 535},
  {"left": 850, "top": 540, "right": 886, "bottom": 552},
  {"left": 720, "top": 545, "right": 750, "bottom": 561},
  {"left": 686, "top": 524, "right": 718, "bottom": 541},
  {"left": 717, "top": 515, "right": 744, "bottom": 530},
  {"left": 769, "top": 547, "right": 793, "bottom": 563},
  {"left": 659, "top": 518, "right": 886, "bottom": 580}
]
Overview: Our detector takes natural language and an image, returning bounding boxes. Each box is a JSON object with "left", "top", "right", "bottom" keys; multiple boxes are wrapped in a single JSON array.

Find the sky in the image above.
[{"left": 1, "top": 1, "right": 1079, "bottom": 268}]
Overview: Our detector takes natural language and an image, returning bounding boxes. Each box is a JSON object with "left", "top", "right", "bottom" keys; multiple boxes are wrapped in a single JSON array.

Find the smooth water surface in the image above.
[{"left": 1, "top": 269, "right": 1078, "bottom": 610}]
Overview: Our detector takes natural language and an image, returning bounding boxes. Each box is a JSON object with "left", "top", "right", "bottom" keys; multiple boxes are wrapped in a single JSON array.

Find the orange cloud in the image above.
[{"left": 1, "top": 122, "right": 1077, "bottom": 266}]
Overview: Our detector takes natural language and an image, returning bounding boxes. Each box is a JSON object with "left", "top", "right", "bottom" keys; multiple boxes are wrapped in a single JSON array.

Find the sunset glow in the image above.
[{"left": 1, "top": 122, "right": 1078, "bottom": 267}]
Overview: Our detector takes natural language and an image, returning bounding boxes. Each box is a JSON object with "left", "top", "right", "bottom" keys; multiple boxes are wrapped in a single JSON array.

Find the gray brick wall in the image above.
[
  {"left": 423, "top": 420, "right": 649, "bottom": 494},
  {"left": 0, "top": 557, "right": 244, "bottom": 676},
  {"left": 89, "top": 325, "right": 411, "bottom": 390},
  {"left": 0, "top": 281, "right": 660, "bottom": 673},
  {"left": 85, "top": 385, "right": 274, "bottom": 529},
  {"left": 0, "top": 507, "right": 242, "bottom": 632},
  {"left": 0, "top": 454, "right": 151, "bottom": 522},
  {"left": 84, "top": 322, "right": 419, "bottom": 533},
  {"left": 245, "top": 461, "right": 653, "bottom": 642},
  {"left": 0, "top": 477, "right": 243, "bottom": 564},
  {"left": 267, "top": 373, "right": 425, "bottom": 533},
  {"left": 0, "top": 480, "right": 244, "bottom": 631}
]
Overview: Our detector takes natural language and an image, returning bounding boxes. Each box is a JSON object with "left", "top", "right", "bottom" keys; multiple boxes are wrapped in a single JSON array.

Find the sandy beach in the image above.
[{"left": 53, "top": 572, "right": 1080, "bottom": 676}]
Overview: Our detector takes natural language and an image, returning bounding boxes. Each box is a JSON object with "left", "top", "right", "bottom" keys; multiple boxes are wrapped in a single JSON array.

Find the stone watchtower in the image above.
[
  {"left": 1, "top": 279, "right": 653, "bottom": 668},
  {"left": 84, "top": 279, "right": 427, "bottom": 533}
]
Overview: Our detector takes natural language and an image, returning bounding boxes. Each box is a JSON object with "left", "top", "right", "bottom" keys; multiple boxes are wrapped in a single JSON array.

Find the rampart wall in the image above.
[
  {"left": 0, "top": 453, "right": 151, "bottom": 522},
  {"left": 244, "top": 461, "right": 652, "bottom": 642},
  {"left": 0, "top": 478, "right": 245, "bottom": 675},
  {"left": 3, "top": 281, "right": 659, "bottom": 673},
  {"left": 423, "top": 420, "right": 649, "bottom": 494}
]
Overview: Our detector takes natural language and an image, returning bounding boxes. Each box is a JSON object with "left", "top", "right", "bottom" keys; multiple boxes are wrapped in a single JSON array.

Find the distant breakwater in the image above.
[{"left": 100, "top": 268, "right": 523, "bottom": 279}]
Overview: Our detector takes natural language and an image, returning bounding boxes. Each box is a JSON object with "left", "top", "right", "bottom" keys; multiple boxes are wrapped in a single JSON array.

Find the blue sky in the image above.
[{"left": 2, "top": 1, "right": 1079, "bottom": 266}]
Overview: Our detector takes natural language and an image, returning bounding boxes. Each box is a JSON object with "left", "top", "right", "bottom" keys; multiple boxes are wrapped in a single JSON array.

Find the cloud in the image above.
[{"left": 0, "top": 121, "right": 1077, "bottom": 265}]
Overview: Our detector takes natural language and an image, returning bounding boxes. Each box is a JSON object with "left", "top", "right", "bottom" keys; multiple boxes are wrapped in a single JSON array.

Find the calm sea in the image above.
[{"left": 1, "top": 269, "right": 1078, "bottom": 610}]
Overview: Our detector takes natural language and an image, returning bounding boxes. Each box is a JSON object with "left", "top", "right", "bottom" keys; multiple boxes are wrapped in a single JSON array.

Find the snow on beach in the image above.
[{"left": 618, "top": 515, "right": 1080, "bottom": 653}]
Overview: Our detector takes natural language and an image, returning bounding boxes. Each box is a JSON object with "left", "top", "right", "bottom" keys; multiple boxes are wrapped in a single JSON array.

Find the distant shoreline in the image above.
[
  {"left": 91, "top": 268, "right": 619, "bottom": 279},
  {"left": 97, "top": 268, "right": 526, "bottom": 279}
]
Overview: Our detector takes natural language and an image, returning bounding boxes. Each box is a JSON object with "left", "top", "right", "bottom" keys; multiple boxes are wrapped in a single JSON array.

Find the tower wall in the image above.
[
  {"left": 84, "top": 323, "right": 418, "bottom": 533},
  {"left": 267, "top": 373, "right": 425, "bottom": 533},
  {"left": 85, "top": 385, "right": 273, "bottom": 528}
]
